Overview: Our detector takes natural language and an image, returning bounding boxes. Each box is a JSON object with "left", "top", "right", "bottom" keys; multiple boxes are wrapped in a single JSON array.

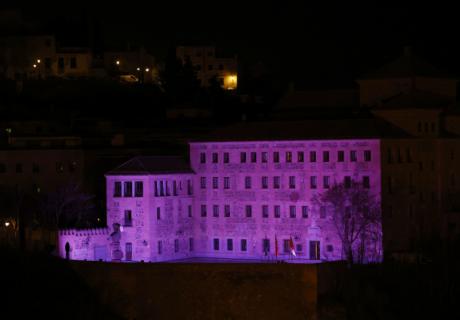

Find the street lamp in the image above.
[
  {"left": 116, "top": 60, "right": 120, "bottom": 65},
  {"left": 4, "top": 221, "right": 10, "bottom": 227}
]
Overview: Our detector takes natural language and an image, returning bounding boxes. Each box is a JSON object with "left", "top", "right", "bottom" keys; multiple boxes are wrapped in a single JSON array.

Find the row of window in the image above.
[
  {"left": 200, "top": 176, "right": 371, "bottom": 190},
  {"left": 0, "top": 162, "right": 77, "bottom": 174},
  {"left": 154, "top": 180, "right": 192, "bottom": 197},
  {"left": 157, "top": 238, "right": 194, "bottom": 254},
  {"left": 199, "top": 204, "right": 318, "bottom": 219},
  {"left": 199, "top": 150, "right": 372, "bottom": 164},
  {"left": 155, "top": 205, "right": 193, "bottom": 220},
  {"left": 114, "top": 181, "right": 144, "bottom": 197},
  {"left": 114, "top": 180, "right": 193, "bottom": 198}
]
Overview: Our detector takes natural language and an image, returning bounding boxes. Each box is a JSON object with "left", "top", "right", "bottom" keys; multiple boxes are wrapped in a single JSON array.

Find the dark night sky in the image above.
[{"left": 6, "top": 3, "right": 460, "bottom": 86}]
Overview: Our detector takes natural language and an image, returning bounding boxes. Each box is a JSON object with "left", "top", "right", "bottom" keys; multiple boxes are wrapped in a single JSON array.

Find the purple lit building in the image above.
[{"left": 58, "top": 131, "right": 383, "bottom": 263}]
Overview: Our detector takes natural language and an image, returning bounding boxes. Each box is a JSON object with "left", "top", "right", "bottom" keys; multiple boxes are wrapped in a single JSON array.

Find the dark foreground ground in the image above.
[{"left": 1, "top": 248, "right": 459, "bottom": 319}]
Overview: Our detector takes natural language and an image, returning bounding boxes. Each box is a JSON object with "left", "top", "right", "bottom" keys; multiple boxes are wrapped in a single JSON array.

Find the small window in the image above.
[
  {"left": 262, "top": 239, "right": 270, "bottom": 255},
  {"left": 289, "top": 206, "right": 296, "bottom": 218},
  {"left": 200, "top": 177, "right": 206, "bottom": 189},
  {"left": 240, "top": 152, "right": 247, "bottom": 163},
  {"left": 344, "top": 176, "right": 352, "bottom": 188},
  {"left": 273, "top": 152, "right": 280, "bottom": 163},
  {"left": 212, "top": 153, "right": 218, "bottom": 163},
  {"left": 310, "top": 176, "right": 317, "bottom": 189},
  {"left": 200, "top": 153, "right": 206, "bottom": 164},
  {"left": 245, "top": 176, "right": 252, "bottom": 189},
  {"left": 158, "top": 241, "right": 162, "bottom": 254},
  {"left": 227, "top": 239, "right": 233, "bottom": 251},
  {"left": 174, "top": 239, "right": 179, "bottom": 253},
  {"left": 189, "top": 238, "right": 194, "bottom": 251},
  {"left": 350, "top": 151, "right": 357, "bottom": 162},
  {"left": 363, "top": 176, "right": 370, "bottom": 188},
  {"left": 323, "top": 151, "right": 330, "bottom": 162},
  {"left": 251, "top": 152, "right": 257, "bottom": 163},
  {"left": 124, "top": 182, "right": 133, "bottom": 197},
  {"left": 338, "top": 150, "right": 344, "bottom": 162},
  {"left": 261, "top": 152, "right": 268, "bottom": 163},
  {"left": 245, "top": 205, "right": 252, "bottom": 218},
  {"left": 261, "top": 176, "right": 268, "bottom": 189},
  {"left": 274, "top": 205, "right": 281, "bottom": 218},
  {"left": 188, "top": 205, "right": 192, "bottom": 217},
  {"left": 135, "top": 181, "right": 143, "bottom": 197},
  {"left": 212, "top": 177, "right": 219, "bottom": 189},
  {"left": 124, "top": 210, "right": 132, "bottom": 226},
  {"left": 224, "top": 152, "right": 230, "bottom": 163},
  {"left": 241, "top": 239, "right": 247, "bottom": 251},
  {"left": 286, "top": 152, "right": 292, "bottom": 163},
  {"left": 156, "top": 207, "right": 161, "bottom": 220},
  {"left": 273, "top": 176, "right": 281, "bottom": 189},
  {"left": 58, "top": 57, "right": 64, "bottom": 70},
  {"left": 0, "top": 163, "right": 6, "bottom": 173},
  {"left": 327, "top": 245, "right": 333, "bottom": 252},
  {"left": 213, "top": 239, "right": 220, "bottom": 251},
  {"left": 187, "top": 180, "right": 193, "bottom": 195},
  {"left": 298, "top": 151, "right": 304, "bottom": 162},
  {"left": 224, "top": 205, "right": 230, "bottom": 217},
  {"left": 114, "top": 182, "right": 122, "bottom": 197},
  {"left": 262, "top": 205, "right": 269, "bottom": 218},
  {"left": 310, "top": 151, "right": 317, "bottom": 162},
  {"left": 224, "top": 177, "right": 230, "bottom": 189},
  {"left": 201, "top": 205, "right": 207, "bottom": 217},
  {"left": 302, "top": 206, "right": 308, "bottom": 218},
  {"left": 364, "top": 150, "right": 372, "bottom": 162},
  {"left": 289, "top": 176, "right": 296, "bottom": 189},
  {"left": 296, "top": 244, "right": 302, "bottom": 252},
  {"left": 213, "top": 205, "right": 219, "bottom": 217},
  {"left": 323, "top": 176, "right": 330, "bottom": 189}
]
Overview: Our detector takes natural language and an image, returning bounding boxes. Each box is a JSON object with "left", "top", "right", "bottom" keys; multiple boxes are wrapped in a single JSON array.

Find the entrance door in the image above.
[
  {"left": 125, "top": 242, "right": 132, "bottom": 261},
  {"left": 309, "top": 241, "right": 320, "bottom": 260}
]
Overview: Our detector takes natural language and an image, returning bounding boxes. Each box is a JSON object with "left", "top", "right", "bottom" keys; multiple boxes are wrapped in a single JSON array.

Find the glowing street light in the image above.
[
  {"left": 116, "top": 60, "right": 120, "bottom": 65},
  {"left": 33, "top": 64, "right": 37, "bottom": 68},
  {"left": 37, "top": 59, "right": 41, "bottom": 64},
  {"left": 136, "top": 67, "right": 140, "bottom": 71},
  {"left": 4, "top": 221, "right": 10, "bottom": 227},
  {"left": 145, "top": 68, "right": 150, "bottom": 72}
]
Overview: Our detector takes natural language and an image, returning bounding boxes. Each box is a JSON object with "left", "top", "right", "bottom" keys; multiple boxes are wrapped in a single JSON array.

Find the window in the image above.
[
  {"left": 124, "top": 182, "right": 133, "bottom": 197},
  {"left": 323, "top": 176, "right": 330, "bottom": 189},
  {"left": 124, "top": 210, "right": 132, "bottom": 226},
  {"left": 310, "top": 176, "right": 317, "bottom": 189},
  {"left": 70, "top": 57, "right": 77, "bottom": 69},
  {"left": 363, "top": 176, "right": 370, "bottom": 188},
  {"left": 174, "top": 239, "right": 179, "bottom": 253},
  {"left": 188, "top": 205, "right": 192, "bottom": 217},
  {"left": 245, "top": 205, "right": 252, "bottom": 218},
  {"left": 32, "top": 163, "right": 40, "bottom": 173},
  {"left": 224, "top": 205, "right": 230, "bottom": 217},
  {"left": 261, "top": 152, "right": 268, "bottom": 163},
  {"left": 135, "top": 181, "right": 143, "bottom": 197},
  {"left": 212, "top": 152, "right": 218, "bottom": 163},
  {"left": 274, "top": 205, "right": 281, "bottom": 218},
  {"left": 418, "top": 121, "right": 422, "bottom": 133},
  {"left": 58, "top": 57, "right": 64, "bottom": 70},
  {"left": 387, "top": 148, "right": 393, "bottom": 164},
  {"left": 158, "top": 241, "right": 162, "bottom": 254},
  {"left": 154, "top": 181, "right": 159, "bottom": 196},
  {"left": 323, "top": 151, "right": 330, "bottom": 162},
  {"left": 350, "top": 150, "right": 357, "bottom": 162},
  {"left": 283, "top": 240, "right": 290, "bottom": 253},
  {"left": 213, "top": 239, "right": 219, "bottom": 251},
  {"left": 251, "top": 152, "right": 257, "bottom": 163},
  {"left": 289, "top": 176, "right": 296, "bottom": 189},
  {"left": 245, "top": 176, "right": 252, "bottom": 189},
  {"left": 262, "top": 239, "right": 270, "bottom": 255},
  {"left": 320, "top": 206, "right": 327, "bottom": 218},
  {"left": 296, "top": 244, "right": 303, "bottom": 252},
  {"left": 227, "top": 239, "right": 233, "bottom": 251},
  {"left": 0, "top": 163, "right": 5, "bottom": 173},
  {"left": 262, "top": 205, "right": 269, "bottom": 218},
  {"left": 286, "top": 151, "right": 292, "bottom": 163},
  {"left": 302, "top": 206, "right": 308, "bottom": 218},
  {"left": 338, "top": 151, "right": 344, "bottom": 162},
  {"left": 310, "top": 151, "right": 317, "bottom": 162},
  {"left": 388, "top": 176, "right": 393, "bottom": 194},
  {"left": 344, "top": 176, "right": 351, "bottom": 188},
  {"left": 200, "top": 177, "right": 206, "bottom": 189},
  {"left": 224, "top": 177, "right": 230, "bottom": 189},
  {"left": 212, "top": 177, "right": 219, "bottom": 189},
  {"left": 114, "top": 182, "right": 122, "bottom": 197},
  {"left": 200, "top": 153, "right": 206, "bottom": 164},
  {"left": 289, "top": 206, "right": 296, "bottom": 218},
  {"left": 201, "top": 205, "right": 207, "bottom": 217},
  {"left": 189, "top": 238, "right": 194, "bottom": 251},
  {"left": 327, "top": 245, "right": 333, "bottom": 252},
  {"left": 364, "top": 150, "right": 371, "bottom": 162},
  {"left": 240, "top": 152, "right": 247, "bottom": 163},
  {"left": 173, "top": 181, "right": 177, "bottom": 196},
  {"left": 187, "top": 180, "right": 193, "bottom": 195},
  {"left": 298, "top": 151, "right": 304, "bottom": 162},
  {"left": 261, "top": 176, "right": 268, "bottom": 189},
  {"left": 156, "top": 207, "right": 161, "bottom": 220},
  {"left": 273, "top": 152, "right": 280, "bottom": 163},
  {"left": 273, "top": 176, "right": 280, "bottom": 189},
  {"left": 241, "top": 239, "right": 247, "bottom": 251},
  {"left": 213, "top": 205, "right": 219, "bottom": 217},
  {"left": 224, "top": 152, "right": 230, "bottom": 163}
]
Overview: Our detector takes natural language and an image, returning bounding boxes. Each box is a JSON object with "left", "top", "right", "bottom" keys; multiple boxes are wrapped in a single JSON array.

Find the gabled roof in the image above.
[
  {"left": 107, "top": 156, "right": 193, "bottom": 175},
  {"left": 377, "top": 90, "right": 453, "bottom": 110}
]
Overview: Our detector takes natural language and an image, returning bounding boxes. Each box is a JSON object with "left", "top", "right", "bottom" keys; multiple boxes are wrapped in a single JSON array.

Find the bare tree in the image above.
[{"left": 312, "top": 180, "right": 382, "bottom": 265}]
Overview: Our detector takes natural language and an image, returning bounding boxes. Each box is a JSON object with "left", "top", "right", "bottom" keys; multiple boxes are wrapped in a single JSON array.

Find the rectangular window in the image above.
[
  {"left": 320, "top": 206, "right": 327, "bottom": 218},
  {"left": 283, "top": 240, "right": 290, "bottom": 253},
  {"left": 189, "top": 238, "right": 194, "bottom": 251},
  {"left": 187, "top": 180, "right": 193, "bottom": 195},
  {"left": 124, "top": 182, "right": 133, "bottom": 197},
  {"left": 387, "top": 148, "right": 393, "bottom": 164},
  {"left": 201, "top": 205, "right": 207, "bottom": 217},
  {"left": 289, "top": 176, "right": 296, "bottom": 189},
  {"left": 0, "top": 163, "right": 5, "bottom": 173},
  {"left": 310, "top": 176, "right": 317, "bottom": 189},
  {"left": 262, "top": 239, "right": 270, "bottom": 255},
  {"left": 58, "top": 57, "right": 64, "bottom": 70},
  {"left": 223, "top": 152, "right": 230, "bottom": 163},
  {"left": 213, "top": 205, "right": 219, "bottom": 217},
  {"left": 273, "top": 176, "right": 281, "bottom": 189},
  {"left": 174, "top": 239, "right": 179, "bottom": 253},
  {"left": 273, "top": 152, "right": 280, "bottom": 163},
  {"left": 310, "top": 151, "right": 317, "bottom": 162},
  {"left": 245, "top": 176, "right": 252, "bottom": 189},
  {"left": 188, "top": 205, "right": 192, "bottom": 217},
  {"left": 262, "top": 205, "right": 269, "bottom": 218},
  {"left": 323, "top": 151, "right": 330, "bottom": 162},
  {"left": 350, "top": 150, "right": 357, "bottom": 162},
  {"left": 135, "top": 181, "right": 143, "bottom": 197},
  {"left": 302, "top": 206, "right": 308, "bottom": 218},
  {"left": 212, "top": 152, "right": 218, "bottom": 163},
  {"left": 156, "top": 207, "right": 161, "bottom": 220},
  {"left": 241, "top": 239, "right": 247, "bottom": 251},
  {"left": 298, "top": 151, "right": 304, "bottom": 162},
  {"left": 124, "top": 210, "right": 132, "bottom": 226},
  {"left": 224, "top": 205, "right": 230, "bottom": 217},
  {"left": 240, "top": 152, "right": 247, "bottom": 163},
  {"left": 338, "top": 150, "right": 344, "bottom": 162},
  {"left": 158, "top": 241, "right": 162, "bottom": 254},
  {"left": 227, "top": 239, "right": 233, "bottom": 251},
  {"left": 363, "top": 176, "right": 370, "bottom": 188},
  {"left": 260, "top": 176, "right": 268, "bottom": 189},
  {"left": 251, "top": 152, "right": 257, "bottom": 163},
  {"left": 200, "top": 177, "right": 206, "bottom": 189},
  {"left": 200, "top": 152, "right": 206, "bottom": 164},
  {"left": 344, "top": 176, "right": 352, "bottom": 188},
  {"left": 114, "top": 182, "right": 122, "bottom": 197},
  {"left": 274, "top": 205, "right": 281, "bottom": 218},
  {"left": 289, "top": 206, "right": 296, "bottom": 218},
  {"left": 364, "top": 150, "right": 372, "bottom": 162},
  {"left": 173, "top": 181, "right": 177, "bottom": 196},
  {"left": 245, "top": 205, "right": 252, "bottom": 218},
  {"left": 261, "top": 152, "right": 268, "bottom": 163},
  {"left": 224, "top": 177, "right": 230, "bottom": 189},
  {"left": 323, "top": 176, "right": 330, "bottom": 189},
  {"left": 212, "top": 177, "right": 218, "bottom": 189},
  {"left": 213, "top": 238, "right": 219, "bottom": 251},
  {"left": 286, "top": 151, "right": 292, "bottom": 163}
]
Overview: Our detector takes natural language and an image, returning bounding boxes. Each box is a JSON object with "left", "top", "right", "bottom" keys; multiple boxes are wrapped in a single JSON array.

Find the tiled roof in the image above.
[{"left": 107, "top": 156, "right": 193, "bottom": 175}]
